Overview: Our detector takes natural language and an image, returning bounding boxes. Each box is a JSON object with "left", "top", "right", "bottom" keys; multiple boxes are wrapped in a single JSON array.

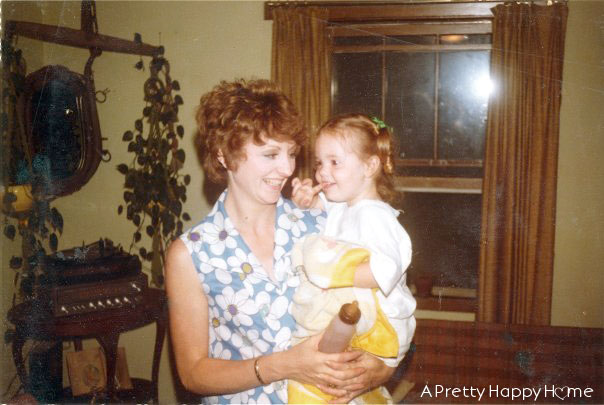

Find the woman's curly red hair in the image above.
[{"left": 196, "top": 79, "right": 306, "bottom": 184}]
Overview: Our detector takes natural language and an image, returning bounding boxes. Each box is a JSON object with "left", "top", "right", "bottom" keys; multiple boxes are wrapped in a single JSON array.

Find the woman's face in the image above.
[{"left": 226, "top": 136, "right": 298, "bottom": 206}]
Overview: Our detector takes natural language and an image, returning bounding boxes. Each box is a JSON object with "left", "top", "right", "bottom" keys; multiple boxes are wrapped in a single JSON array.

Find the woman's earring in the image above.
[{"left": 217, "top": 150, "right": 227, "bottom": 169}]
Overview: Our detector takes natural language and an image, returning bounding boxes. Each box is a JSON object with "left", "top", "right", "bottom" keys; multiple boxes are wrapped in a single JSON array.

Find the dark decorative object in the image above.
[
  {"left": 1, "top": 40, "right": 64, "bottom": 304},
  {"left": 117, "top": 53, "right": 190, "bottom": 286},
  {"left": 18, "top": 64, "right": 103, "bottom": 198}
]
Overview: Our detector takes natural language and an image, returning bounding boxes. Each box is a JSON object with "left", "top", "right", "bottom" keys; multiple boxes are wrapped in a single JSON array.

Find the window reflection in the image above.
[
  {"left": 438, "top": 51, "right": 490, "bottom": 160},
  {"left": 332, "top": 52, "right": 382, "bottom": 117},
  {"left": 386, "top": 52, "right": 435, "bottom": 159}
]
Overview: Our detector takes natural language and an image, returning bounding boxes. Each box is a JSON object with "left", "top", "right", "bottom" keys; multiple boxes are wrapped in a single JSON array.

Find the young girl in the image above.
[{"left": 288, "top": 113, "right": 416, "bottom": 404}]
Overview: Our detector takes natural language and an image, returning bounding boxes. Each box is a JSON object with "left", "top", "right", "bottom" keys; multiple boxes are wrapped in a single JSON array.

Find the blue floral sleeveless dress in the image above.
[{"left": 180, "top": 190, "right": 324, "bottom": 404}]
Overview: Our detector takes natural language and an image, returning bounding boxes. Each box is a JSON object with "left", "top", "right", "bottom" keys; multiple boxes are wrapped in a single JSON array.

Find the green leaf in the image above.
[
  {"left": 184, "top": 175, "right": 191, "bottom": 185},
  {"left": 133, "top": 214, "right": 141, "bottom": 226},
  {"left": 123, "top": 130, "right": 134, "bottom": 141},
  {"left": 2, "top": 191, "right": 17, "bottom": 205},
  {"left": 50, "top": 207, "right": 64, "bottom": 233},
  {"left": 134, "top": 33, "right": 142, "bottom": 44},
  {"left": 49, "top": 233, "right": 58, "bottom": 252},
  {"left": 134, "top": 231, "right": 141, "bottom": 242},
  {"left": 118, "top": 205, "right": 123, "bottom": 215},
  {"left": 9, "top": 256, "right": 22, "bottom": 270},
  {"left": 117, "top": 164, "right": 129, "bottom": 175},
  {"left": 143, "top": 106, "right": 152, "bottom": 117},
  {"left": 174, "top": 95, "right": 184, "bottom": 105},
  {"left": 135, "top": 60, "right": 144, "bottom": 70},
  {"left": 176, "top": 125, "right": 184, "bottom": 138},
  {"left": 172, "top": 80, "right": 180, "bottom": 91},
  {"left": 4, "top": 224, "right": 16, "bottom": 240},
  {"left": 146, "top": 225, "right": 154, "bottom": 237},
  {"left": 139, "top": 247, "right": 147, "bottom": 257},
  {"left": 4, "top": 329, "right": 15, "bottom": 344},
  {"left": 135, "top": 119, "right": 143, "bottom": 132},
  {"left": 182, "top": 213, "right": 191, "bottom": 221},
  {"left": 174, "top": 149, "right": 185, "bottom": 163}
]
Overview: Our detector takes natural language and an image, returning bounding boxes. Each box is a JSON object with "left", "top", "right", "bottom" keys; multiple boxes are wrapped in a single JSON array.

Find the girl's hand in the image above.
[
  {"left": 291, "top": 177, "right": 322, "bottom": 209},
  {"left": 319, "top": 351, "right": 397, "bottom": 404},
  {"left": 285, "top": 333, "right": 365, "bottom": 389}
]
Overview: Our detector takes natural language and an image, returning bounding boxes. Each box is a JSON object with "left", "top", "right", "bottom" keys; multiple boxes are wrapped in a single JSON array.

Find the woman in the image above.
[{"left": 165, "top": 79, "right": 395, "bottom": 404}]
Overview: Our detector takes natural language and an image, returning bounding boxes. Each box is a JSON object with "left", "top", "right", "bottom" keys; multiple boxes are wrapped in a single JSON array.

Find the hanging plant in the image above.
[
  {"left": 1, "top": 39, "right": 64, "bottom": 305},
  {"left": 117, "top": 49, "right": 190, "bottom": 286}
]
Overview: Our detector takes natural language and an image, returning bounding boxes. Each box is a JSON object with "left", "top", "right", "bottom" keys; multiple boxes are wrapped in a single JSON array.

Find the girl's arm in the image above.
[
  {"left": 165, "top": 239, "right": 365, "bottom": 395},
  {"left": 353, "top": 261, "right": 379, "bottom": 289}
]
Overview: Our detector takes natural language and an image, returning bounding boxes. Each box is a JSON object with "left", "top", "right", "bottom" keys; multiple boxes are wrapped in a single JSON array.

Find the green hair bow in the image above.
[{"left": 371, "top": 116, "right": 391, "bottom": 132}]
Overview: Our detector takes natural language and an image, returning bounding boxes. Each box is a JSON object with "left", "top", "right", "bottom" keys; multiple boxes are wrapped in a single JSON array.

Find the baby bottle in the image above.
[{"left": 318, "top": 301, "right": 361, "bottom": 353}]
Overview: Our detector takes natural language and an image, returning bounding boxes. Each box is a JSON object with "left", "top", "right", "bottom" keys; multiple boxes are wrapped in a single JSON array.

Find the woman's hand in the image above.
[
  {"left": 316, "top": 351, "right": 396, "bottom": 404},
  {"left": 291, "top": 177, "right": 322, "bottom": 209},
  {"left": 282, "top": 333, "right": 365, "bottom": 390}
]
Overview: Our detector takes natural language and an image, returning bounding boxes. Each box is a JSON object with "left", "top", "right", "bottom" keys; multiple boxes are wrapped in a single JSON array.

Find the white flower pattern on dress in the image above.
[
  {"left": 200, "top": 211, "right": 238, "bottom": 256},
  {"left": 180, "top": 190, "right": 324, "bottom": 404},
  {"left": 216, "top": 286, "right": 257, "bottom": 327},
  {"left": 227, "top": 248, "right": 262, "bottom": 295},
  {"left": 278, "top": 203, "right": 308, "bottom": 238}
]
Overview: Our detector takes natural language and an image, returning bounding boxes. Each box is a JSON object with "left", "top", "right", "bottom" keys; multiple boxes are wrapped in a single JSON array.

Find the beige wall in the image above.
[
  {"left": 1, "top": 0, "right": 602, "bottom": 402},
  {"left": 552, "top": 0, "right": 604, "bottom": 327}
]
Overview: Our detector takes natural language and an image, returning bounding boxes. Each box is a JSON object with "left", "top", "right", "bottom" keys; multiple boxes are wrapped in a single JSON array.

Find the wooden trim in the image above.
[
  {"left": 394, "top": 176, "right": 483, "bottom": 192},
  {"left": 330, "top": 22, "right": 492, "bottom": 37},
  {"left": 265, "top": 1, "right": 503, "bottom": 21},
  {"left": 415, "top": 296, "right": 477, "bottom": 312},
  {"left": 397, "top": 158, "right": 483, "bottom": 167},
  {"left": 5, "top": 20, "right": 161, "bottom": 57},
  {"left": 333, "top": 43, "right": 491, "bottom": 53}
]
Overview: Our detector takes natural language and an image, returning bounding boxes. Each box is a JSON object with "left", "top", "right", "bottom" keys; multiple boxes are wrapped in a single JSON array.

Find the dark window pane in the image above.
[
  {"left": 385, "top": 35, "right": 436, "bottom": 45},
  {"left": 332, "top": 53, "right": 382, "bottom": 117},
  {"left": 386, "top": 52, "right": 435, "bottom": 160},
  {"left": 398, "top": 192, "right": 481, "bottom": 289},
  {"left": 438, "top": 51, "right": 490, "bottom": 160},
  {"left": 333, "top": 35, "right": 383, "bottom": 46},
  {"left": 397, "top": 166, "right": 483, "bottom": 178},
  {"left": 440, "top": 34, "right": 491, "bottom": 45}
]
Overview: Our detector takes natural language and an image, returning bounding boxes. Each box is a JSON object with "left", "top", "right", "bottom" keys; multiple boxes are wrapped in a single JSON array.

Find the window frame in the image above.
[
  {"left": 266, "top": 1, "right": 502, "bottom": 193},
  {"left": 266, "top": 1, "right": 504, "bottom": 311},
  {"left": 330, "top": 22, "right": 492, "bottom": 192}
]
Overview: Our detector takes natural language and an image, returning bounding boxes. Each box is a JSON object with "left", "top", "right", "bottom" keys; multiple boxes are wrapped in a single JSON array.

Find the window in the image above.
[{"left": 329, "top": 18, "right": 492, "bottom": 301}]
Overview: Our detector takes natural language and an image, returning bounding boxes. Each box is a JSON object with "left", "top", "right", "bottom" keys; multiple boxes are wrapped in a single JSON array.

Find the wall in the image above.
[
  {"left": 1, "top": 0, "right": 602, "bottom": 402},
  {"left": 552, "top": 0, "right": 604, "bottom": 328}
]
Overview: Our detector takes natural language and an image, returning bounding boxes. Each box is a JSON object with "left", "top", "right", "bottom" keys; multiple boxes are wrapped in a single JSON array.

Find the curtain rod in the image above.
[{"left": 265, "top": 0, "right": 567, "bottom": 20}]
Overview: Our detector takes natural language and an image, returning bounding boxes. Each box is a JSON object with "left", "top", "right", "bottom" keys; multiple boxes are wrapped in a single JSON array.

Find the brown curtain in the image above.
[
  {"left": 271, "top": 7, "right": 331, "bottom": 178},
  {"left": 478, "top": 3, "right": 568, "bottom": 325}
]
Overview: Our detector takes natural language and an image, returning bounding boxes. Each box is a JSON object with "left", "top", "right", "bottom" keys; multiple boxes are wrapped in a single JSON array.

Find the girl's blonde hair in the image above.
[{"left": 317, "top": 113, "right": 396, "bottom": 202}]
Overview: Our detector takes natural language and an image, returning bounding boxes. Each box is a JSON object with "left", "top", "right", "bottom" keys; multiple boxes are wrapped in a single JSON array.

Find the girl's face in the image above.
[
  {"left": 226, "top": 136, "right": 298, "bottom": 206},
  {"left": 314, "top": 133, "right": 378, "bottom": 206}
]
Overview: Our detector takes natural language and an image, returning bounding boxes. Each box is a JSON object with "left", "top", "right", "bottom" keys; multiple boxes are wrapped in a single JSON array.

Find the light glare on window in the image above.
[{"left": 472, "top": 74, "right": 494, "bottom": 99}]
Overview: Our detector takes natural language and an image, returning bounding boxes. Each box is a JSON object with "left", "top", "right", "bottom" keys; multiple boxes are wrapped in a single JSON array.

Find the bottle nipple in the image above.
[{"left": 339, "top": 301, "right": 361, "bottom": 325}]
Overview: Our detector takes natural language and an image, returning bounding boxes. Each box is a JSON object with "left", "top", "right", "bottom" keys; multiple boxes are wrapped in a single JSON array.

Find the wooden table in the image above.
[{"left": 8, "top": 287, "right": 167, "bottom": 403}]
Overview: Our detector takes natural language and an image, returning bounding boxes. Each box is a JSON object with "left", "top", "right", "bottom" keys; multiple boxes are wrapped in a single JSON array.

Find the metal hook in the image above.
[{"left": 95, "top": 88, "right": 110, "bottom": 103}]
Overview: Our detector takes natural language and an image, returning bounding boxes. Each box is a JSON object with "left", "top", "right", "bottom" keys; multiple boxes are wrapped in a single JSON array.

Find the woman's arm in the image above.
[{"left": 166, "top": 239, "right": 366, "bottom": 395}]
